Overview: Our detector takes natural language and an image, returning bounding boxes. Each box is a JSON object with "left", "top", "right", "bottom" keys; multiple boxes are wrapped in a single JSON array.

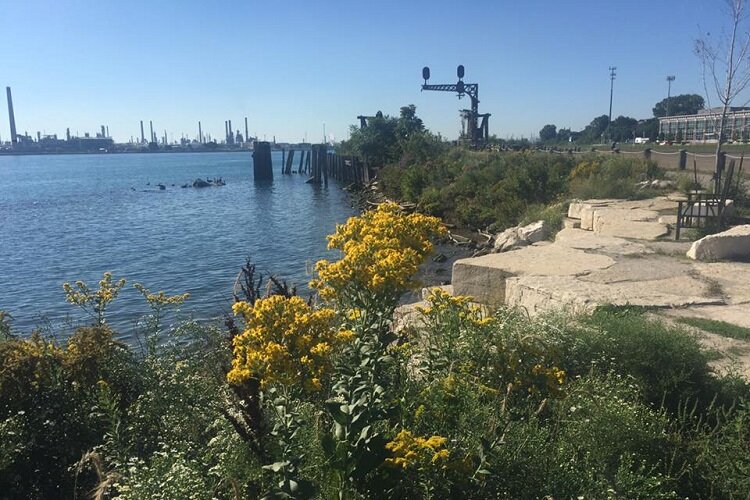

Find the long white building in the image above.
[{"left": 658, "top": 107, "right": 750, "bottom": 142}]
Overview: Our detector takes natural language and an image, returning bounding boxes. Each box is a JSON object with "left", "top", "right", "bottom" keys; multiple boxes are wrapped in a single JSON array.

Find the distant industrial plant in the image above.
[{"left": 1, "top": 86, "right": 293, "bottom": 154}]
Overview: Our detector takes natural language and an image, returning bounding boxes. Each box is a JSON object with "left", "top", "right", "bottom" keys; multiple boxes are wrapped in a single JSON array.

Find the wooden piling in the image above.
[
  {"left": 285, "top": 150, "right": 295, "bottom": 175},
  {"left": 252, "top": 141, "right": 273, "bottom": 181}
]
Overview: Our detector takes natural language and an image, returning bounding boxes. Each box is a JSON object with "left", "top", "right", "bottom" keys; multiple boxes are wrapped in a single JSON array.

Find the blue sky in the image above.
[{"left": 0, "top": 0, "right": 740, "bottom": 143}]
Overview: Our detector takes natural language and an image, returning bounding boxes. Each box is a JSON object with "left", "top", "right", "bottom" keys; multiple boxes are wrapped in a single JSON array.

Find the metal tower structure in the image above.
[{"left": 420, "top": 65, "right": 490, "bottom": 147}]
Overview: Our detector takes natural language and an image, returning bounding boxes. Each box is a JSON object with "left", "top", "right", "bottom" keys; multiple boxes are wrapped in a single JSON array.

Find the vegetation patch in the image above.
[{"left": 675, "top": 316, "right": 750, "bottom": 341}]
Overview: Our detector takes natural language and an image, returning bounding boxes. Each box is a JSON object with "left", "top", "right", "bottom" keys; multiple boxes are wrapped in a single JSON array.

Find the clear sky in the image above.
[{"left": 0, "top": 0, "right": 742, "bottom": 143}]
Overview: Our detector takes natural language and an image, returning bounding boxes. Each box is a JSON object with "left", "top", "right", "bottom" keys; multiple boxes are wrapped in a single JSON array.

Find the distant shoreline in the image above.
[{"left": 0, "top": 149, "right": 255, "bottom": 157}]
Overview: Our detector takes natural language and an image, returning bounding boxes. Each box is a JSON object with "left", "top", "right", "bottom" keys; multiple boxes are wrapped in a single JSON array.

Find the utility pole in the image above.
[
  {"left": 666, "top": 75, "right": 676, "bottom": 117},
  {"left": 607, "top": 66, "right": 617, "bottom": 142}
]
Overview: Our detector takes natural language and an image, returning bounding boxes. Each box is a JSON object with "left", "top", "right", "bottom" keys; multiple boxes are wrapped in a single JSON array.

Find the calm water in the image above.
[{"left": 0, "top": 152, "right": 356, "bottom": 341}]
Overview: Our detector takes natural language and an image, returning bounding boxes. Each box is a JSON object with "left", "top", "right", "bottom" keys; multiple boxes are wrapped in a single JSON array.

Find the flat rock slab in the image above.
[
  {"left": 592, "top": 208, "right": 668, "bottom": 240},
  {"left": 554, "top": 228, "right": 653, "bottom": 256},
  {"left": 610, "top": 197, "right": 677, "bottom": 212},
  {"left": 643, "top": 240, "right": 693, "bottom": 256},
  {"left": 452, "top": 245, "right": 615, "bottom": 305},
  {"left": 687, "top": 224, "right": 750, "bottom": 261},
  {"left": 580, "top": 257, "right": 693, "bottom": 284},
  {"left": 690, "top": 261, "right": 750, "bottom": 304},
  {"left": 505, "top": 274, "right": 724, "bottom": 317}
]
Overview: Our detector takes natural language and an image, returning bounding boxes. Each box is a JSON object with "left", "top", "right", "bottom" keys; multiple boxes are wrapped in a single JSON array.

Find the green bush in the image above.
[{"left": 568, "top": 155, "right": 662, "bottom": 200}]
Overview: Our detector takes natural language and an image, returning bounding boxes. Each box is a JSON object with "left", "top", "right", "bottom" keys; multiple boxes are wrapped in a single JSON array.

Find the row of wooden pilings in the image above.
[{"left": 252, "top": 141, "right": 373, "bottom": 184}]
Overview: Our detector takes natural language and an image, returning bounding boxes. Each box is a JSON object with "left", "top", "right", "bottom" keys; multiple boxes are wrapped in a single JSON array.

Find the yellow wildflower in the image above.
[
  {"left": 312, "top": 203, "right": 445, "bottom": 304},
  {"left": 227, "top": 296, "right": 343, "bottom": 391},
  {"left": 385, "top": 429, "right": 450, "bottom": 470}
]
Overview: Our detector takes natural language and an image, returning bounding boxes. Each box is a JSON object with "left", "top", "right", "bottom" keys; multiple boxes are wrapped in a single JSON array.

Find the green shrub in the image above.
[
  {"left": 543, "top": 308, "right": 749, "bottom": 412},
  {"left": 568, "top": 156, "right": 662, "bottom": 200}
]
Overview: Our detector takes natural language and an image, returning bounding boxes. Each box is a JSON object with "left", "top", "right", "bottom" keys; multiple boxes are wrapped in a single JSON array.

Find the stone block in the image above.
[
  {"left": 687, "top": 224, "right": 750, "bottom": 261},
  {"left": 451, "top": 245, "right": 615, "bottom": 305},
  {"left": 518, "top": 220, "right": 547, "bottom": 243}
]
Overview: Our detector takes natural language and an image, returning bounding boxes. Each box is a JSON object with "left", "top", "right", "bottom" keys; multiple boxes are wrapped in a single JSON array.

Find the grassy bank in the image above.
[{"left": 1, "top": 205, "right": 749, "bottom": 499}]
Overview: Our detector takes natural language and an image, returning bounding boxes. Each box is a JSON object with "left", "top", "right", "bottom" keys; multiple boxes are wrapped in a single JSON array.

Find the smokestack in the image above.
[
  {"left": 245, "top": 117, "right": 249, "bottom": 143},
  {"left": 106, "top": 126, "right": 109, "bottom": 138},
  {"left": 149, "top": 121, "right": 154, "bottom": 143},
  {"left": 6, "top": 87, "right": 17, "bottom": 145},
  {"left": 198, "top": 121, "right": 202, "bottom": 143},
  {"left": 66, "top": 128, "right": 70, "bottom": 141},
  {"left": 101, "top": 125, "right": 105, "bottom": 138},
  {"left": 224, "top": 121, "right": 228, "bottom": 142},
  {"left": 140, "top": 121, "right": 145, "bottom": 144},
  {"left": 228, "top": 120, "right": 233, "bottom": 144}
]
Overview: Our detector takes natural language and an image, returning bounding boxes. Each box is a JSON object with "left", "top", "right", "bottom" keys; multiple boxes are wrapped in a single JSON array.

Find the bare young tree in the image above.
[{"left": 695, "top": 0, "right": 750, "bottom": 191}]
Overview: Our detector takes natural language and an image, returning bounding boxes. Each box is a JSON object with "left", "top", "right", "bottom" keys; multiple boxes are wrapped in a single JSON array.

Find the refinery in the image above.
[{"left": 0, "top": 86, "right": 303, "bottom": 154}]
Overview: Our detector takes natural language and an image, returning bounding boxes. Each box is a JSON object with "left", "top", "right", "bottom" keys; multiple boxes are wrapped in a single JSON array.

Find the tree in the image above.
[
  {"left": 635, "top": 118, "right": 659, "bottom": 141},
  {"left": 578, "top": 115, "right": 610, "bottom": 144},
  {"left": 556, "top": 127, "right": 572, "bottom": 142},
  {"left": 695, "top": 0, "right": 750, "bottom": 190},
  {"left": 539, "top": 124, "right": 557, "bottom": 142},
  {"left": 609, "top": 116, "right": 639, "bottom": 142},
  {"left": 652, "top": 94, "right": 705, "bottom": 117},
  {"left": 338, "top": 105, "right": 432, "bottom": 167}
]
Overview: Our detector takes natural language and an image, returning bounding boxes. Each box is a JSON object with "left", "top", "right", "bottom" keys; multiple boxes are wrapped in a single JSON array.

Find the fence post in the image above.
[
  {"left": 678, "top": 149, "right": 687, "bottom": 170},
  {"left": 643, "top": 148, "right": 651, "bottom": 161}
]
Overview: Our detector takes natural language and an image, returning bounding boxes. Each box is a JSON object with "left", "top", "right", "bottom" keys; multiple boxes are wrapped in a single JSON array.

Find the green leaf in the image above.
[
  {"left": 262, "top": 460, "right": 291, "bottom": 473},
  {"left": 324, "top": 400, "right": 350, "bottom": 425},
  {"left": 321, "top": 432, "right": 336, "bottom": 458}
]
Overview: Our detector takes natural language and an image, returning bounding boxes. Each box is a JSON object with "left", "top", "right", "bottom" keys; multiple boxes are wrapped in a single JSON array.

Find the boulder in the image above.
[
  {"left": 517, "top": 220, "right": 547, "bottom": 243},
  {"left": 687, "top": 225, "right": 750, "bottom": 261},
  {"left": 492, "top": 227, "right": 521, "bottom": 252}
]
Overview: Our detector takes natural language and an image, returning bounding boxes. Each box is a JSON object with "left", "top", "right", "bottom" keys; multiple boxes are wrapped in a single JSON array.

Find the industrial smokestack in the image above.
[
  {"left": 245, "top": 117, "right": 249, "bottom": 143},
  {"left": 224, "top": 121, "right": 228, "bottom": 142},
  {"left": 101, "top": 125, "right": 105, "bottom": 138},
  {"left": 149, "top": 121, "right": 154, "bottom": 143},
  {"left": 228, "top": 120, "right": 233, "bottom": 144},
  {"left": 106, "top": 126, "right": 109, "bottom": 138},
  {"left": 66, "top": 128, "right": 70, "bottom": 141},
  {"left": 140, "top": 120, "right": 145, "bottom": 144},
  {"left": 6, "top": 87, "right": 17, "bottom": 145},
  {"left": 198, "top": 121, "right": 202, "bottom": 143}
]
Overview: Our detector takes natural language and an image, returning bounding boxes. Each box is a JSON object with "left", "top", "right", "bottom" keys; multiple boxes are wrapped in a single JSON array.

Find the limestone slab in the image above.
[
  {"left": 451, "top": 245, "right": 615, "bottom": 305},
  {"left": 690, "top": 261, "right": 750, "bottom": 304},
  {"left": 592, "top": 208, "right": 668, "bottom": 240},
  {"left": 568, "top": 199, "right": 617, "bottom": 220},
  {"left": 580, "top": 257, "right": 693, "bottom": 284},
  {"left": 554, "top": 228, "right": 653, "bottom": 256},
  {"left": 505, "top": 275, "right": 724, "bottom": 317}
]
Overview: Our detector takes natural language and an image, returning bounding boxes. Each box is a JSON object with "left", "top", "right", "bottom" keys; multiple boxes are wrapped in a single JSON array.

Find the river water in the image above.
[{"left": 0, "top": 151, "right": 356, "bottom": 341}]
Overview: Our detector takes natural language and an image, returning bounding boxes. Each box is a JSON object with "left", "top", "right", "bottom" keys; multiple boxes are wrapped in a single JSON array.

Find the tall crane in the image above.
[{"left": 421, "top": 65, "right": 490, "bottom": 147}]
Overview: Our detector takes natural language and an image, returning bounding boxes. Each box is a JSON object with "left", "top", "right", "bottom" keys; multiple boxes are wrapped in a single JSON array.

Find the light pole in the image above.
[
  {"left": 666, "top": 75, "right": 675, "bottom": 117},
  {"left": 607, "top": 66, "right": 617, "bottom": 142}
]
